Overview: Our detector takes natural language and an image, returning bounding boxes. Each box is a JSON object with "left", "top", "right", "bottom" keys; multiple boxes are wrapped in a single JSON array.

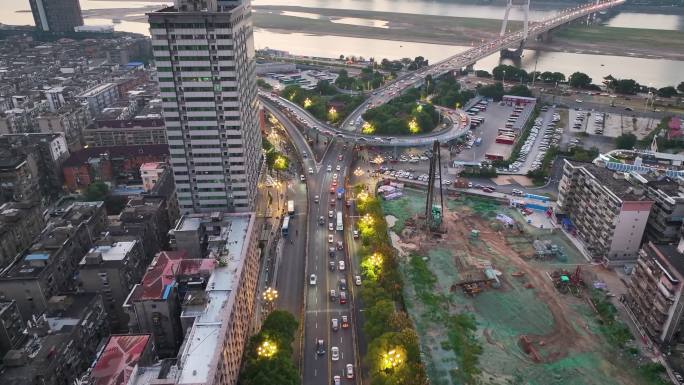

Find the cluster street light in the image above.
[
  {"left": 380, "top": 348, "right": 404, "bottom": 372},
  {"left": 257, "top": 339, "right": 277, "bottom": 358},
  {"left": 353, "top": 167, "right": 365, "bottom": 177},
  {"left": 262, "top": 287, "right": 278, "bottom": 313}
]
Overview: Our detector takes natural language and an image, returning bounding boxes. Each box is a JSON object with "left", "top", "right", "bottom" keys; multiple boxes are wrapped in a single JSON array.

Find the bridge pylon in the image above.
[{"left": 499, "top": 0, "right": 530, "bottom": 59}]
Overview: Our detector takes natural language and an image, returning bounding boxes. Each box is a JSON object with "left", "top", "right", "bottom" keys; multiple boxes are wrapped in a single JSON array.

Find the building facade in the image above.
[
  {"left": 85, "top": 117, "right": 167, "bottom": 147},
  {"left": 0, "top": 201, "right": 45, "bottom": 268},
  {"left": 78, "top": 83, "right": 120, "bottom": 117},
  {"left": 148, "top": 0, "right": 262, "bottom": 214},
  {"left": 0, "top": 300, "right": 24, "bottom": 360},
  {"left": 555, "top": 160, "right": 653, "bottom": 264},
  {"left": 29, "top": 0, "right": 84, "bottom": 32},
  {"left": 626, "top": 241, "right": 684, "bottom": 346},
  {"left": 0, "top": 149, "right": 40, "bottom": 204}
]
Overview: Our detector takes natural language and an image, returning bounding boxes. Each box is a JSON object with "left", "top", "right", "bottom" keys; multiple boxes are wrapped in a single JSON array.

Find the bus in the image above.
[
  {"left": 282, "top": 216, "right": 290, "bottom": 236},
  {"left": 336, "top": 211, "right": 343, "bottom": 231},
  {"left": 287, "top": 200, "right": 295, "bottom": 216}
]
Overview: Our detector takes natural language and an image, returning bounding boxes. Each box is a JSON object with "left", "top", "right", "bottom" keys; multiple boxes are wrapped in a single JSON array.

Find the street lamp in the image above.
[
  {"left": 380, "top": 348, "right": 404, "bottom": 372},
  {"left": 263, "top": 287, "right": 278, "bottom": 309},
  {"left": 502, "top": 70, "right": 506, "bottom": 88},
  {"left": 257, "top": 339, "right": 277, "bottom": 358}
]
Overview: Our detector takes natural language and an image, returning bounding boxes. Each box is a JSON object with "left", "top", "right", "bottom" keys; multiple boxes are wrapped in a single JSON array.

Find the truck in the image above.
[
  {"left": 485, "top": 153, "right": 504, "bottom": 161},
  {"left": 287, "top": 200, "right": 295, "bottom": 216},
  {"left": 495, "top": 135, "right": 515, "bottom": 145},
  {"left": 336, "top": 211, "right": 343, "bottom": 231},
  {"left": 282, "top": 216, "right": 290, "bottom": 236}
]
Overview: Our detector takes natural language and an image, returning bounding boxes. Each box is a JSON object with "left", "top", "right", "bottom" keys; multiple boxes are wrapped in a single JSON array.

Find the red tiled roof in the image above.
[
  {"left": 90, "top": 334, "right": 151, "bottom": 385},
  {"left": 137, "top": 250, "right": 187, "bottom": 300},
  {"left": 178, "top": 258, "right": 216, "bottom": 276},
  {"left": 62, "top": 144, "right": 169, "bottom": 167}
]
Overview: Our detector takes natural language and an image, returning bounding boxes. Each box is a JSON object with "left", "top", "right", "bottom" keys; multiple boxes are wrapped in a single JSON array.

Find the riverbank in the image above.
[{"left": 252, "top": 6, "right": 684, "bottom": 61}]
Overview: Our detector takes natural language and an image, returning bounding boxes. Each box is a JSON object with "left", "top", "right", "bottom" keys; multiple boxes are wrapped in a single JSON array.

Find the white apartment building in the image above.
[
  {"left": 555, "top": 159, "right": 653, "bottom": 264},
  {"left": 148, "top": 0, "right": 262, "bottom": 214}
]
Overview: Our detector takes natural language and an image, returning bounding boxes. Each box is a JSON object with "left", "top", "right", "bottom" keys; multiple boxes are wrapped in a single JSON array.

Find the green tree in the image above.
[
  {"left": 315, "top": 80, "right": 337, "bottom": 95},
  {"left": 261, "top": 310, "right": 298, "bottom": 342},
  {"left": 615, "top": 133, "right": 637, "bottom": 150},
  {"left": 568, "top": 72, "right": 592, "bottom": 89},
  {"left": 364, "top": 299, "right": 396, "bottom": 340},
  {"left": 256, "top": 78, "right": 272, "bottom": 90},
  {"left": 84, "top": 181, "right": 109, "bottom": 201},
  {"left": 658, "top": 86, "right": 678, "bottom": 98},
  {"left": 476, "top": 82, "right": 505, "bottom": 101},
  {"left": 474, "top": 70, "right": 491, "bottom": 78},
  {"left": 678, "top": 81, "right": 684, "bottom": 93},
  {"left": 509, "top": 84, "right": 533, "bottom": 97},
  {"left": 611, "top": 79, "right": 640, "bottom": 95}
]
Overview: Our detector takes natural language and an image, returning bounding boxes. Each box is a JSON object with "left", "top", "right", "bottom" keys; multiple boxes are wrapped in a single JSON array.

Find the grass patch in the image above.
[{"left": 555, "top": 25, "right": 684, "bottom": 54}]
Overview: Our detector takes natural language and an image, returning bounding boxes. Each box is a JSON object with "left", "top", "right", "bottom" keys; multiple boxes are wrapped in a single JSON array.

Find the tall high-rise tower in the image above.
[
  {"left": 29, "top": 0, "right": 84, "bottom": 33},
  {"left": 148, "top": 0, "right": 262, "bottom": 214}
]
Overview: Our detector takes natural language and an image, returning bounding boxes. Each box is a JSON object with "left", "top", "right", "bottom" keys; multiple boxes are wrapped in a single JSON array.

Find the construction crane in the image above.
[{"left": 425, "top": 140, "right": 445, "bottom": 232}]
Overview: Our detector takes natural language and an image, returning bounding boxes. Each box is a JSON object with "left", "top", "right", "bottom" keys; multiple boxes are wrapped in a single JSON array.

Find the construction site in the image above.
[{"left": 382, "top": 187, "right": 648, "bottom": 385}]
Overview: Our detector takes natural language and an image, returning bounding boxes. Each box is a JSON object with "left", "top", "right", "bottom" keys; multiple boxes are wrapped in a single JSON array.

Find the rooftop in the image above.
[
  {"left": 90, "top": 334, "right": 152, "bottom": 385},
  {"left": 80, "top": 241, "right": 138, "bottom": 265},
  {"left": 79, "top": 82, "right": 117, "bottom": 98},
  {"left": 567, "top": 160, "right": 649, "bottom": 201},
  {"left": 63, "top": 145, "right": 169, "bottom": 168},
  {"left": 643, "top": 241, "right": 684, "bottom": 282}
]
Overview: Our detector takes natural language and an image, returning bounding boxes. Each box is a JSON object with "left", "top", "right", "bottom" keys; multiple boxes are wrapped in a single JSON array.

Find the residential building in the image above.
[
  {"left": 130, "top": 211, "right": 259, "bottom": 385},
  {"left": 79, "top": 234, "right": 147, "bottom": 331},
  {"left": 85, "top": 117, "right": 167, "bottom": 147},
  {"left": 0, "top": 148, "right": 40, "bottom": 204},
  {"left": 0, "top": 201, "right": 106, "bottom": 319},
  {"left": 0, "top": 201, "right": 45, "bottom": 268},
  {"left": 632, "top": 175, "right": 684, "bottom": 243},
  {"left": 0, "top": 294, "right": 109, "bottom": 385},
  {"left": 79, "top": 83, "right": 120, "bottom": 117},
  {"left": 555, "top": 160, "right": 653, "bottom": 264},
  {"left": 0, "top": 108, "right": 33, "bottom": 134},
  {"left": 148, "top": 0, "right": 263, "bottom": 214},
  {"left": 123, "top": 250, "right": 216, "bottom": 357},
  {"left": 37, "top": 103, "right": 91, "bottom": 150},
  {"left": 87, "top": 334, "right": 156, "bottom": 385},
  {"left": 0, "top": 300, "right": 25, "bottom": 360},
  {"left": 29, "top": 0, "right": 84, "bottom": 33},
  {"left": 109, "top": 196, "right": 175, "bottom": 260},
  {"left": 45, "top": 87, "right": 66, "bottom": 112},
  {"left": 626, "top": 240, "right": 684, "bottom": 346},
  {"left": 62, "top": 144, "right": 169, "bottom": 191},
  {"left": 141, "top": 162, "right": 167, "bottom": 191},
  {"left": 0, "top": 133, "right": 70, "bottom": 205}
]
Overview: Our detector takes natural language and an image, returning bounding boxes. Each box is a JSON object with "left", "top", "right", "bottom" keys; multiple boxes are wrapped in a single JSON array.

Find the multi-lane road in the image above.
[{"left": 265, "top": 101, "right": 360, "bottom": 385}]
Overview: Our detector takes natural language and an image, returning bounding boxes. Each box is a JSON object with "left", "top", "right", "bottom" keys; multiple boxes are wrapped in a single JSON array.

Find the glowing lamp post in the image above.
[
  {"left": 328, "top": 107, "right": 338, "bottom": 121},
  {"left": 303, "top": 97, "right": 312, "bottom": 108},
  {"left": 408, "top": 118, "right": 420, "bottom": 134},
  {"left": 362, "top": 121, "right": 375, "bottom": 135},
  {"left": 257, "top": 339, "right": 277, "bottom": 358},
  {"left": 262, "top": 287, "right": 278, "bottom": 312}
]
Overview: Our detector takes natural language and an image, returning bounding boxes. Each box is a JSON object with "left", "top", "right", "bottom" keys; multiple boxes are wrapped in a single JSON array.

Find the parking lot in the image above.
[{"left": 501, "top": 106, "right": 562, "bottom": 174}]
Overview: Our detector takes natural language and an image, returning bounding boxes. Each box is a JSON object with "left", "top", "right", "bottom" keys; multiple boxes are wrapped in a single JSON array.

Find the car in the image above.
[
  {"left": 316, "top": 339, "right": 325, "bottom": 355},
  {"left": 314, "top": 195, "right": 319, "bottom": 203},
  {"left": 329, "top": 246, "right": 336, "bottom": 257},
  {"left": 302, "top": 151, "right": 308, "bottom": 158},
  {"left": 341, "top": 315, "right": 349, "bottom": 328},
  {"left": 329, "top": 261, "right": 336, "bottom": 271},
  {"left": 338, "top": 154, "right": 343, "bottom": 161},
  {"left": 308, "top": 167, "right": 314, "bottom": 174},
  {"left": 468, "top": 182, "right": 473, "bottom": 188},
  {"left": 332, "top": 180, "right": 337, "bottom": 188},
  {"left": 339, "top": 291, "right": 347, "bottom": 304},
  {"left": 346, "top": 364, "right": 354, "bottom": 379},
  {"left": 328, "top": 234, "right": 334, "bottom": 243},
  {"left": 329, "top": 210, "right": 334, "bottom": 218},
  {"left": 336, "top": 165, "right": 341, "bottom": 171},
  {"left": 327, "top": 165, "right": 332, "bottom": 172},
  {"left": 337, "top": 241, "right": 344, "bottom": 250},
  {"left": 355, "top": 275, "right": 362, "bottom": 286},
  {"left": 330, "top": 290, "right": 337, "bottom": 301},
  {"left": 319, "top": 216, "right": 325, "bottom": 225},
  {"left": 331, "top": 318, "right": 339, "bottom": 331},
  {"left": 309, "top": 274, "right": 317, "bottom": 285},
  {"left": 624, "top": 107, "right": 633, "bottom": 111},
  {"left": 339, "top": 260, "right": 345, "bottom": 271},
  {"left": 333, "top": 173, "right": 338, "bottom": 180},
  {"left": 331, "top": 347, "right": 339, "bottom": 361},
  {"left": 339, "top": 278, "right": 347, "bottom": 291},
  {"left": 329, "top": 222, "right": 334, "bottom": 231},
  {"left": 333, "top": 376, "right": 341, "bottom": 385},
  {"left": 353, "top": 230, "right": 359, "bottom": 239}
]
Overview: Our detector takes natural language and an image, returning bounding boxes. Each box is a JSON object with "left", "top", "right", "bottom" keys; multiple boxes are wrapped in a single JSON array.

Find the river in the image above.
[{"left": 2, "top": 0, "right": 683, "bottom": 86}]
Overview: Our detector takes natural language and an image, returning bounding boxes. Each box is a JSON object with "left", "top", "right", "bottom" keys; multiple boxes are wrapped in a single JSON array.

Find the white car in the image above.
[
  {"left": 328, "top": 234, "right": 334, "bottom": 243},
  {"left": 329, "top": 210, "right": 334, "bottom": 218},
  {"left": 331, "top": 347, "right": 340, "bottom": 361},
  {"left": 308, "top": 167, "right": 314, "bottom": 174},
  {"left": 354, "top": 275, "right": 362, "bottom": 286},
  {"left": 300, "top": 175, "right": 305, "bottom": 182},
  {"left": 333, "top": 376, "right": 341, "bottom": 385},
  {"left": 339, "top": 260, "right": 345, "bottom": 271},
  {"left": 353, "top": 230, "right": 359, "bottom": 239},
  {"left": 309, "top": 274, "right": 317, "bottom": 285},
  {"left": 327, "top": 165, "right": 332, "bottom": 172},
  {"left": 346, "top": 364, "right": 354, "bottom": 379},
  {"left": 336, "top": 165, "right": 341, "bottom": 171},
  {"left": 329, "top": 222, "right": 334, "bottom": 231}
]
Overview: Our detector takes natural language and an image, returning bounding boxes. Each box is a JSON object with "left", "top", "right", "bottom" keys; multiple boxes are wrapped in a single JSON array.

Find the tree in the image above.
[
  {"left": 314, "top": 80, "right": 336, "bottom": 95},
  {"left": 568, "top": 72, "right": 592, "bottom": 89},
  {"left": 678, "top": 81, "right": 684, "bottom": 93},
  {"left": 615, "top": 133, "right": 637, "bottom": 150},
  {"left": 476, "top": 82, "right": 504, "bottom": 101},
  {"left": 611, "top": 79, "right": 639, "bottom": 95},
  {"left": 475, "top": 70, "right": 491, "bottom": 78},
  {"left": 261, "top": 310, "right": 298, "bottom": 342},
  {"left": 658, "top": 86, "right": 678, "bottom": 98},
  {"left": 256, "top": 78, "right": 272, "bottom": 90},
  {"left": 509, "top": 84, "right": 533, "bottom": 97},
  {"left": 84, "top": 181, "right": 109, "bottom": 201}
]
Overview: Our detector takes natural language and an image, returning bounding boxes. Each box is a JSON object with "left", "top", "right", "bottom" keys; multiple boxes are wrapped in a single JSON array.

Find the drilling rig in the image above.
[{"left": 425, "top": 140, "right": 445, "bottom": 233}]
